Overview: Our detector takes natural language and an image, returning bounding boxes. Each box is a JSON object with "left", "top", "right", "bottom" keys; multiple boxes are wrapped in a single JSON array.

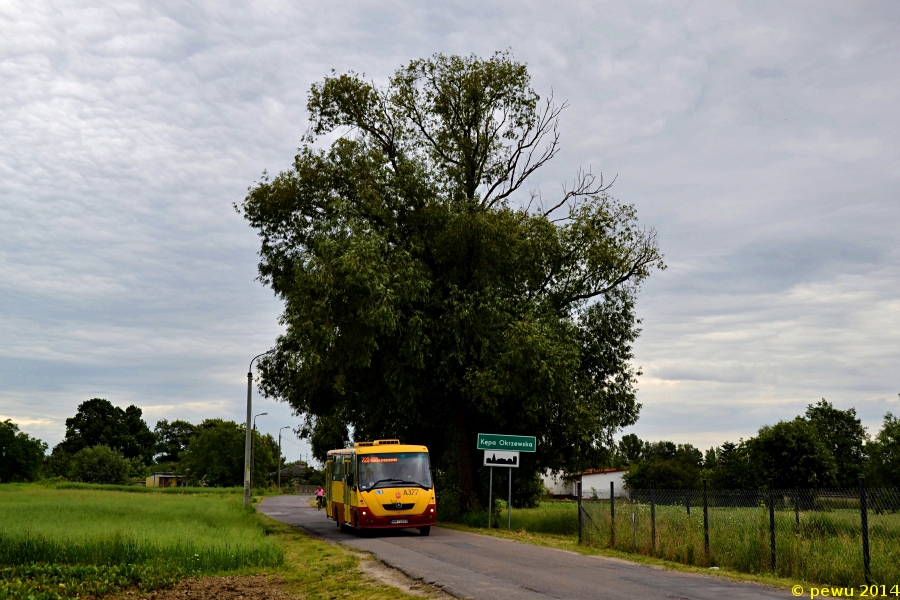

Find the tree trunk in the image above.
[{"left": 456, "top": 405, "right": 476, "bottom": 510}]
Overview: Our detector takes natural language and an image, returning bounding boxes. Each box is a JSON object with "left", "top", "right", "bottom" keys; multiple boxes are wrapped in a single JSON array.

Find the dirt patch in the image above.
[
  {"left": 134, "top": 574, "right": 291, "bottom": 600},
  {"left": 355, "top": 556, "right": 451, "bottom": 598}
]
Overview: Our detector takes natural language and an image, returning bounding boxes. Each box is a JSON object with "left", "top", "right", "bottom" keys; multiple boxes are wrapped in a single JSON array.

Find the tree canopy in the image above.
[
  {"left": 179, "top": 419, "right": 280, "bottom": 488},
  {"left": 57, "top": 398, "right": 156, "bottom": 464},
  {"left": 154, "top": 419, "right": 197, "bottom": 463},
  {"left": 0, "top": 419, "right": 47, "bottom": 482},
  {"left": 239, "top": 51, "right": 663, "bottom": 508},
  {"left": 805, "top": 399, "right": 867, "bottom": 488},
  {"left": 68, "top": 445, "right": 130, "bottom": 485},
  {"left": 866, "top": 411, "right": 900, "bottom": 488}
]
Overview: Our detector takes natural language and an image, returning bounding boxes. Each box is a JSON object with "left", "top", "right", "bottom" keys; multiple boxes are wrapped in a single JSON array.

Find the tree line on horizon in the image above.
[
  {"left": 0, "top": 398, "right": 322, "bottom": 487},
  {"left": 615, "top": 399, "right": 900, "bottom": 491}
]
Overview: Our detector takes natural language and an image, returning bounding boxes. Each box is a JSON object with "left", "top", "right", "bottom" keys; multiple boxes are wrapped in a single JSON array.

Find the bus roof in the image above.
[{"left": 325, "top": 440, "right": 429, "bottom": 457}]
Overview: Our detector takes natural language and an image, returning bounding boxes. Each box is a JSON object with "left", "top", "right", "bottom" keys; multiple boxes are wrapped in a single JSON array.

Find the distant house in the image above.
[
  {"left": 146, "top": 472, "right": 184, "bottom": 487},
  {"left": 268, "top": 463, "right": 308, "bottom": 481},
  {"left": 542, "top": 468, "right": 629, "bottom": 499}
]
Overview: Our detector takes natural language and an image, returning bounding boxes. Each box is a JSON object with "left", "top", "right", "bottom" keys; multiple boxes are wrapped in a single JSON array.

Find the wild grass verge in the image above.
[
  {"left": 449, "top": 500, "right": 900, "bottom": 586},
  {"left": 258, "top": 513, "right": 426, "bottom": 600}
]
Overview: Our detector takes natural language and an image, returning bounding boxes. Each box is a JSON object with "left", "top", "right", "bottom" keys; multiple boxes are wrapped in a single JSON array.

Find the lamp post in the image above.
[
  {"left": 278, "top": 426, "right": 291, "bottom": 492},
  {"left": 244, "top": 352, "right": 272, "bottom": 508},
  {"left": 251, "top": 412, "right": 267, "bottom": 490}
]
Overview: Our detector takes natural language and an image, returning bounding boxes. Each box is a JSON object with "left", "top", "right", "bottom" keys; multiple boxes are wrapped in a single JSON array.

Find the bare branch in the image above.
[
  {"left": 481, "top": 94, "right": 565, "bottom": 209},
  {"left": 545, "top": 169, "right": 618, "bottom": 222}
]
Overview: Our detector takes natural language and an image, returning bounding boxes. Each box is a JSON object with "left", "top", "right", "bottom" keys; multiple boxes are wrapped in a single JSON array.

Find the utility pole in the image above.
[
  {"left": 244, "top": 351, "right": 273, "bottom": 508},
  {"left": 278, "top": 426, "right": 291, "bottom": 492},
  {"left": 251, "top": 412, "right": 267, "bottom": 490}
]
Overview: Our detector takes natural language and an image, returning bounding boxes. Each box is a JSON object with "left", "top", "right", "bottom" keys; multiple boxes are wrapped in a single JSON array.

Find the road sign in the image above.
[
  {"left": 477, "top": 433, "right": 536, "bottom": 452},
  {"left": 483, "top": 450, "right": 520, "bottom": 467}
]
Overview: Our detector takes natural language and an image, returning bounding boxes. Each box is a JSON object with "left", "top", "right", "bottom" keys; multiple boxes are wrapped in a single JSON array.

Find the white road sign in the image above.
[{"left": 483, "top": 450, "right": 520, "bottom": 468}]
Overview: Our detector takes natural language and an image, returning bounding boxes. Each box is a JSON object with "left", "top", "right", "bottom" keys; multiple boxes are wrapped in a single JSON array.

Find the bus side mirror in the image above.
[{"left": 346, "top": 473, "right": 354, "bottom": 486}]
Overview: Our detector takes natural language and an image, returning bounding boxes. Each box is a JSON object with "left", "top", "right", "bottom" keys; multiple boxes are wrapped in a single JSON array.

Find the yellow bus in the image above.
[{"left": 325, "top": 439, "right": 436, "bottom": 536}]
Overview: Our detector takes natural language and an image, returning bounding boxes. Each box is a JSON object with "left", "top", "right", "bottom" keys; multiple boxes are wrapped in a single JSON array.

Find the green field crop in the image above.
[{"left": 0, "top": 485, "right": 283, "bottom": 572}]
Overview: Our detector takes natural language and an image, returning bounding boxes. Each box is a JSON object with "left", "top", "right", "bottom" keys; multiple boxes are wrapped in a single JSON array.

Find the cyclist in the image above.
[{"left": 315, "top": 485, "right": 325, "bottom": 510}]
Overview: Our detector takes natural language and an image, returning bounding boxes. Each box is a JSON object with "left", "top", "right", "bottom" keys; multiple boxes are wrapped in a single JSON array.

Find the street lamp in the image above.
[
  {"left": 245, "top": 351, "right": 272, "bottom": 508},
  {"left": 251, "top": 412, "right": 267, "bottom": 490},
  {"left": 278, "top": 426, "right": 291, "bottom": 492}
]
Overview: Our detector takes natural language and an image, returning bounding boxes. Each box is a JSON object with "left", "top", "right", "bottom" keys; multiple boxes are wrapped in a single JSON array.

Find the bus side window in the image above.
[
  {"left": 325, "top": 460, "right": 333, "bottom": 499},
  {"left": 333, "top": 458, "right": 343, "bottom": 482},
  {"left": 346, "top": 456, "right": 356, "bottom": 489}
]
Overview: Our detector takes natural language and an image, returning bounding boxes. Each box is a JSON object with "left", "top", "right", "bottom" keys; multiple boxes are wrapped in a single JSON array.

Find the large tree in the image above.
[
  {"left": 748, "top": 418, "right": 837, "bottom": 488},
  {"left": 240, "top": 52, "right": 663, "bottom": 508},
  {"left": 805, "top": 399, "right": 868, "bottom": 488},
  {"left": 56, "top": 398, "right": 157, "bottom": 464},
  {"left": 154, "top": 419, "right": 197, "bottom": 463},
  {"left": 866, "top": 411, "right": 900, "bottom": 488},
  {"left": 0, "top": 420, "right": 47, "bottom": 482},
  {"left": 179, "top": 419, "right": 280, "bottom": 488}
]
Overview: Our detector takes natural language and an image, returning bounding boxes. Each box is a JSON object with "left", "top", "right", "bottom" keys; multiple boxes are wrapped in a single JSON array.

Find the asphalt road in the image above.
[{"left": 259, "top": 495, "right": 793, "bottom": 600}]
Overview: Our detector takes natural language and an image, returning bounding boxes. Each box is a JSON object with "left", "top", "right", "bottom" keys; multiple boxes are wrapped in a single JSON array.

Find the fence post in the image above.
[
  {"left": 768, "top": 478, "right": 776, "bottom": 573},
  {"left": 488, "top": 466, "right": 493, "bottom": 529},
  {"left": 794, "top": 489, "right": 799, "bottom": 525},
  {"left": 610, "top": 481, "right": 616, "bottom": 548},
  {"left": 631, "top": 511, "right": 636, "bottom": 552},
  {"left": 650, "top": 482, "right": 656, "bottom": 555},
  {"left": 686, "top": 489, "right": 691, "bottom": 515},
  {"left": 702, "top": 479, "right": 710, "bottom": 561},
  {"left": 577, "top": 480, "right": 583, "bottom": 545},
  {"left": 859, "top": 476, "right": 870, "bottom": 584}
]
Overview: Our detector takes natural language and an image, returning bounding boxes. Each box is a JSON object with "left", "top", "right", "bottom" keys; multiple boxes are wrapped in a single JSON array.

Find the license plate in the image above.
[{"left": 390, "top": 519, "right": 408, "bottom": 524}]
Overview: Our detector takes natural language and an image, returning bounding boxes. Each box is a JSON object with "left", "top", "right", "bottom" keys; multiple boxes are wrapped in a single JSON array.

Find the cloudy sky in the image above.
[{"left": 2, "top": 0, "right": 898, "bottom": 462}]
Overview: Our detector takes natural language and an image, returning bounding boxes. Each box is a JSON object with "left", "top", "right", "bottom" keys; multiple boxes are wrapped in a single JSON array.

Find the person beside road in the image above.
[{"left": 315, "top": 485, "right": 325, "bottom": 509}]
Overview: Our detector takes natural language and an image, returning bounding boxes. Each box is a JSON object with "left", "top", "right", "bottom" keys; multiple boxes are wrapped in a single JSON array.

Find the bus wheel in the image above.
[
  {"left": 418, "top": 526, "right": 431, "bottom": 536},
  {"left": 334, "top": 510, "right": 340, "bottom": 528}
]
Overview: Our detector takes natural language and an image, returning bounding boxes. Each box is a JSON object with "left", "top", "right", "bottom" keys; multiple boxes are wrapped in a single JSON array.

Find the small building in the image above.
[
  {"left": 146, "top": 472, "right": 184, "bottom": 488},
  {"left": 542, "top": 468, "right": 630, "bottom": 499},
  {"left": 269, "top": 463, "right": 308, "bottom": 483},
  {"left": 573, "top": 468, "right": 629, "bottom": 499},
  {"left": 542, "top": 470, "right": 574, "bottom": 497}
]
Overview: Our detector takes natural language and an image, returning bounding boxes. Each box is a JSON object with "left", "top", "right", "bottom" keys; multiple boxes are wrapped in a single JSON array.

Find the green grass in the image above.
[
  {"left": 451, "top": 500, "right": 900, "bottom": 586},
  {"left": 0, "top": 484, "right": 284, "bottom": 599},
  {"left": 454, "top": 501, "right": 580, "bottom": 535},
  {"left": 50, "top": 482, "right": 245, "bottom": 494},
  {"left": 259, "top": 514, "right": 426, "bottom": 600},
  {"left": 0, "top": 484, "right": 427, "bottom": 600},
  {"left": 0, "top": 485, "right": 283, "bottom": 571},
  {"left": 583, "top": 502, "right": 900, "bottom": 586}
]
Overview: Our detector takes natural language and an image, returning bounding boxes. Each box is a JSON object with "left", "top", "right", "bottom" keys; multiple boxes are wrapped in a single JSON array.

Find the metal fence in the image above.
[{"left": 577, "top": 479, "right": 900, "bottom": 586}]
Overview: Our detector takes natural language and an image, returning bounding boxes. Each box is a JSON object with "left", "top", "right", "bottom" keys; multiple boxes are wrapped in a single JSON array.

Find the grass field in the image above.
[
  {"left": 452, "top": 500, "right": 900, "bottom": 586},
  {"left": 0, "top": 483, "right": 283, "bottom": 599},
  {"left": 583, "top": 501, "right": 900, "bottom": 585},
  {"left": 0, "top": 483, "right": 426, "bottom": 600}
]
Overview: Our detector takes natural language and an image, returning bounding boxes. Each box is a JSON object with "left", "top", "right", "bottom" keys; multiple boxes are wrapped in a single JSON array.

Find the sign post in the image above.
[{"left": 479, "top": 434, "right": 535, "bottom": 530}]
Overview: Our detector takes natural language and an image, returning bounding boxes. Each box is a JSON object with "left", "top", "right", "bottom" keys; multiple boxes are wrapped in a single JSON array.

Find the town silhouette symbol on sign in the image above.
[{"left": 485, "top": 453, "right": 518, "bottom": 466}]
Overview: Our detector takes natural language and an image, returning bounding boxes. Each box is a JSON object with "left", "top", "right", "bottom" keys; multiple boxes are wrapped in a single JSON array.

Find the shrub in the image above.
[{"left": 68, "top": 446, "right": 130, "bottom": 485}]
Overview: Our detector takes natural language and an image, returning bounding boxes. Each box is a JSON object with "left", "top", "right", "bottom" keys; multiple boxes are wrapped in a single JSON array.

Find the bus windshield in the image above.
[{"left": 357, "top": 452, "right": 432, "bottom": 490}]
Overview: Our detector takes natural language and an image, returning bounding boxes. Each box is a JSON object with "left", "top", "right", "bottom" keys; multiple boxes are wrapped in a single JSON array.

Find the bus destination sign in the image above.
[{"left": 477, "top": 433, "right": 536, "bottom": 452}]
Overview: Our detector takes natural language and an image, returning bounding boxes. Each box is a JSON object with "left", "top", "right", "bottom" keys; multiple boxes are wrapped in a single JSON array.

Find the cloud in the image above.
[
  {"left": 750, "top": 67, "right": 786, "bottom": 79},
  {"left": 1, "top": 0, "right": 898, "bottom": 460}
]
